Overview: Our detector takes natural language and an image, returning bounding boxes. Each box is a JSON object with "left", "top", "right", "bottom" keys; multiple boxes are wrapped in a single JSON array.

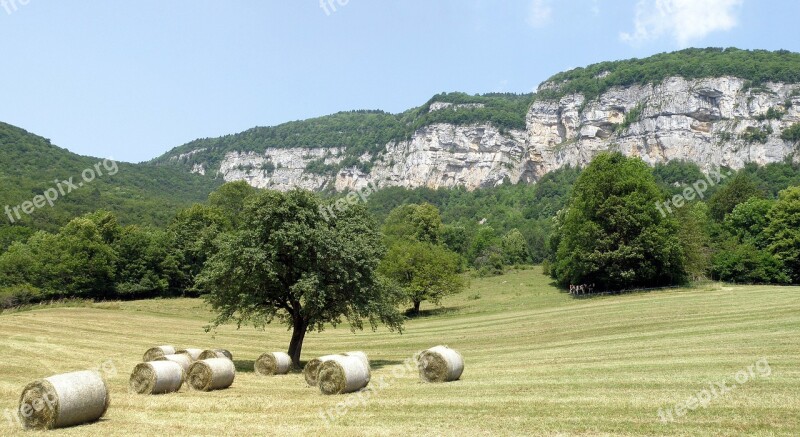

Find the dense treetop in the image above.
[{"left": 538, "top": 48, "right": 800, "bottom": 101}]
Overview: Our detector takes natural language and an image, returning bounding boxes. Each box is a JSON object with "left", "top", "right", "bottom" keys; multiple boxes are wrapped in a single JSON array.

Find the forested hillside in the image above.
[
  {"left": 0, "top": 122, "right": 221, "bottom": 248},
  {"left": 152, "top": 92, "right": 534, "bottom": 176}
]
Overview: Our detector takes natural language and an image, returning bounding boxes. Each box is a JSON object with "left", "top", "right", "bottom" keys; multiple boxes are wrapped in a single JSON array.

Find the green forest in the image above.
[
  {"left": 538, "top": 47, "right": 800, "bottom": 101},
  {"left": 6, "top": 144, "right": 800, "bottom": 309},
  {"left": 0, "top": 122, "right": 221, "bottom": 250}
]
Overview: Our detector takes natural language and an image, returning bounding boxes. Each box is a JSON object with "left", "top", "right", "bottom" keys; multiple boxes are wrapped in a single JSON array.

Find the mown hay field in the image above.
[{"left": 1, "top": 268, "right": 798, "bottom": 436}]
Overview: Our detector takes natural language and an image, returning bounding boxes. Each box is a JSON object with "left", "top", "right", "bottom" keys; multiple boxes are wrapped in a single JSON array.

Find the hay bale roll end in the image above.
[
  {"left": 129, "top": 361, "right": 184, "bottom": 395},
  {"left": 198, "top": 349, "right": 233, "bottom": 360},
  {"left": 318, "top": 355, "right": 370, "bottom": 395},
  {"left": 187, "top": 358, "right": 236, "bottom": 391},
  {"left": 303, "top": 354, "right": 340, "bottom": 386},
  {"left": 417, "top": 345, "right": 464, "bottom": 383},
  {"left": 143, "top": 345, "right": 176, "bottom": 362},
  {"left": 18, "top": 370, "right": 110, "bottom": 430},
  {"left": 255, "top": 352, "right": 292, "bottom": 376}
]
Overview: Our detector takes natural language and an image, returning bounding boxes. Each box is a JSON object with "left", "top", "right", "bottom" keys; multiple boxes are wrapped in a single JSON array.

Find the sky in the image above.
[{"left": 0, "top": 0, "right": 798, "bottom": 163}]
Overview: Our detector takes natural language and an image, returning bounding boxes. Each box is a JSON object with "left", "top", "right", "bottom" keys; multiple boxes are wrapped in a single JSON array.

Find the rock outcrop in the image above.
[{"left": 169, "top": 76, "right": 800, "bottom": 191}]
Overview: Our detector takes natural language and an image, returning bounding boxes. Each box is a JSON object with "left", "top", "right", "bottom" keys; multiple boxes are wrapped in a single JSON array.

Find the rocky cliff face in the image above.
[
  {"left": 183, "top": 76, "right": 800, "bottom": 191},
  {"left": 526, "top": 76, "right": 799, "bottom": 180}
]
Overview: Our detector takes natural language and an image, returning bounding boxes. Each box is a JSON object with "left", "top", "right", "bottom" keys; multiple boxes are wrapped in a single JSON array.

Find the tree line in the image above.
[
  {"left": 4, "top": 155, "right": 800, "bottom": 363},
  {"left": 0, "top": 181, "right": 468, "bottom": 366}
]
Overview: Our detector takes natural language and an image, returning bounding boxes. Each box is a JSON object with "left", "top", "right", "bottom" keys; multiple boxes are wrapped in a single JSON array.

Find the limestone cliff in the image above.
[{"left": 167, "top": 76, "right": 799, "bottom": 191}]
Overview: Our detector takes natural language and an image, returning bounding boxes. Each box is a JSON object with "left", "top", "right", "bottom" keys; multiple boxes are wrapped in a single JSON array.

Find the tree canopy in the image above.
[
  {"left": 550, "top": 153, "right": 687, "bottom": 291},
  {"left": 197, "top": 189, "right": 404, "bottom": 366}
]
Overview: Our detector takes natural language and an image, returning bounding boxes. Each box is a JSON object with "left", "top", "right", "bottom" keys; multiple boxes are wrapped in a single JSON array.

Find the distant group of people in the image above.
[{"left": 569, "top": 283, "right": 595, "bottom": 295}]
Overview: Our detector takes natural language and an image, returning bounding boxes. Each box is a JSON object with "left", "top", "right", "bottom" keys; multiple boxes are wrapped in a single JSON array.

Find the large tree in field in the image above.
[
  {"left": 765, "top": 186, "right": 800, "bottom": 283},
  {"left": 550, "top": 152, "right": 686, "bottom": 291},
  {"left": 197, "top": 189, "right": 404, "bottom": 367}
]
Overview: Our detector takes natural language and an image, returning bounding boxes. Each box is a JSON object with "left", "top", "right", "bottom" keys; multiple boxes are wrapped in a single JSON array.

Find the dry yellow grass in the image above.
[{"left": 1, "top": 268, "right": 798, "bottom": 436}]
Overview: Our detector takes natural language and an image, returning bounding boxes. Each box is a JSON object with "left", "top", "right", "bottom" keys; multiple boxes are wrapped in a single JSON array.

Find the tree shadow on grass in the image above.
[
  {"left": 370, "top": 359, "right": 404, "bottom": 370},
  {"left": 404, "top": 305, "right": 466, "bottom": 319},
  {"left": 233, "top": 360, "right": 255, "bottom": 373}
]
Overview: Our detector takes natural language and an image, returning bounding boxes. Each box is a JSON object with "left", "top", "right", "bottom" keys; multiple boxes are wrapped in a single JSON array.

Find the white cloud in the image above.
[
  {"left": 527, "top": 0, "right": 553, "bottom": 28},
  {"left": 620, "top": 0, "right": 743, "bottom": 47}
]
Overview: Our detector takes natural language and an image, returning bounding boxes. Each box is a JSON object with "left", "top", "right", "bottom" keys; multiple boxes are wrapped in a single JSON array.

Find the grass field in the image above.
[{"left": 1, "top": 267, "right": 798, "bottom": 436}]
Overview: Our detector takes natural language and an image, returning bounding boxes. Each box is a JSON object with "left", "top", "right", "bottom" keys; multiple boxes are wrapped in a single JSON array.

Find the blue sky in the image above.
[{"left": 0, "top": 0, "right": 798, "bottom": 163}]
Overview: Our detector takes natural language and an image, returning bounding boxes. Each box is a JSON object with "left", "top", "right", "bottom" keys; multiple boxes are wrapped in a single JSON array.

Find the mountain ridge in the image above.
[{"left": 150, "top": 48, "right": 800, "bottom": 192}]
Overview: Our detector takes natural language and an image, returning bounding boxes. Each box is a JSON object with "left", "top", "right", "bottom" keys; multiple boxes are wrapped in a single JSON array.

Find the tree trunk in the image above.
[
  {"left": 413, "top": 300, "right": 421, "bottom": 314},
  {"left": 287, "top": 317, "right": 308, "bottom": 369}
]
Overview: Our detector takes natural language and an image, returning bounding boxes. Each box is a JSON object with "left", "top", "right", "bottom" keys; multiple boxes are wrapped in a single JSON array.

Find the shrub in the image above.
[
  {"left": 741, "top": 126, "right": 773, "bottom": 144},
  {"left": 474, "top": 247, "right": 505, "bottom": 277},
  {"left": 616, "top": 103, "right": 645, "bottom": 133},
  {"left": 755, "top": 107, "right": 785, "bottom": 121},
  {"left": 712, "top": 244, "right": 790, "bottom": 284},
  {"left": 780, "top": 123, "right": 800, "bottom": 143},
  {"left": 0, "top": 284, "right": 43, "bottom": 309}
]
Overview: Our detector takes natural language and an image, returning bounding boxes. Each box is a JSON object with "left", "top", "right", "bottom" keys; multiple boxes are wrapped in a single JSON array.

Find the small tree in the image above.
[
  {"left": 379, "top": 240, "right": 465, "bottom": 314},
  {"left": 676, "top": 202, "right": 712, "bottom": 281},
  {"left": 501, "top": 228, "right": 529, "bottom": 265},
  {"left": 198, "top": 190, "right": 403, "bottom": 367},
  {"left": 468, "top": 226, "right": 499, "bottom": 264}
]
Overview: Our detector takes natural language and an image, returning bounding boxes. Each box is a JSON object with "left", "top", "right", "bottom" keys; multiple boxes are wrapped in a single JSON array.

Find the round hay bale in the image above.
[
  {"left": 343, "top": 351, "right": 371, "bottom": 382},
  {"left": 186, "top": 358, "right": 235, "bottom": 391},
  {"left": 255, "top": 352, "right": 292, "bottom": 376},
  {"left": 198, "top": 349, "right": 233, "bottom": 360},
  {"left": 18, "top": 370, "right": 110, "bottom": 430},
  {"left": 155, "top": 354, "right": 193, "bottom": 373},
  {"left": 417, "top": 345, "right": 464, "bottom": 383},
  {"left": 129, "top": 361, "right": 184, "bottom": 395},
  {"left": 177, "top": 348, "right": 203, "bottom": 361},
  {"left": 303, "top": 354, "right": 339, "bottom": 386},
  {"left": 317, "top": 355, "right": 370, "bottom": 395},
  {"left": 142, "top": 345, "right": 176, "bottom": 362}
]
